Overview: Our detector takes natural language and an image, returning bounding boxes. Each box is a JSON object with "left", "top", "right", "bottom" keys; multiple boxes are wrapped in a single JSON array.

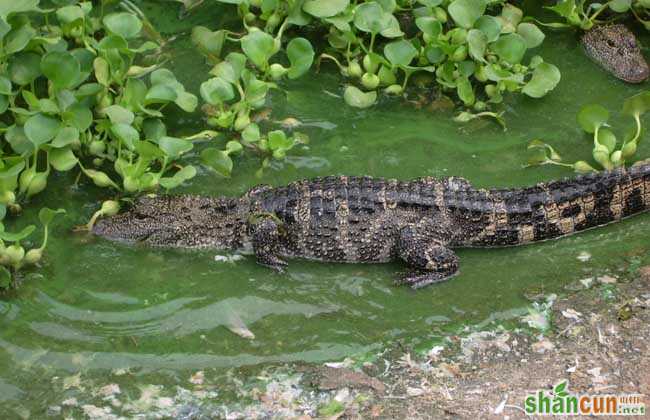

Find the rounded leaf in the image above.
[
  {"left": 41, "top": 51, "right": 81, "bottom": 90},
  {"left": 49, "top": 147, "right": 78, "bottom": 171},
  {"left": 287, "top": 37, "right": 314, "bottom": 79},
  {"left": 25, "top": 113, "right": 61, "bottom": 147},
  {"left": 343, "top": 85, "right": 377, "bottom": 108},
  {"left": 158, "top": 136, "right": 193, "bottom": 159},
  {"left": 475, "top": 15, "right": 501, "bottom": 42},
  {"left": 303, "top": 0, "right": 349, "bottom": 17},
  {"left": 384, "top": 39, "right": 417, "bottom": 67},
  {"left": 522, "top": 63, "right": 560, "bottom": 98},
  {"left": 490, "top": 33, "right": 527, "bottom": 64},
  {"left": 516, "top": 22, "right": 545, "bottom": 49},
  {"left": 103, "top": 12, "right": 142, "bottom": 39},
  {"left": 241, "top": 30, "right": 276, "bottom": 69},
  {"left": 577, "top": 104, "right": 609, "bottom": 134},
  {"left": 200, "top": 77, "right": 235, "bottom": 105},
  {"left": 353, "top": 2, "right": 390, "bottom": 34},
  {"left": 201, "top": 147, "right": 233, "bottom": 177},
  {"left": 448, "top": 0, "right": 486, "bottom": 28}
]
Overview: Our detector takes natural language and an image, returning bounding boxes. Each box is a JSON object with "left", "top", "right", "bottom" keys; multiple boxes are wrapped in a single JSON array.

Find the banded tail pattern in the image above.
[{"left": 461, "top": 162, "right": 650, "bottom": 247}]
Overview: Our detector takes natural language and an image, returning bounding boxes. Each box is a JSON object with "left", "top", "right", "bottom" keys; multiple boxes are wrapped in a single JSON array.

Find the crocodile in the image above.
[
  {"left": 93, "top": 162, "right": 650, "bottom": 289},
  {"left": 581, "top": 24, "right": 649, "bottom": 83}
]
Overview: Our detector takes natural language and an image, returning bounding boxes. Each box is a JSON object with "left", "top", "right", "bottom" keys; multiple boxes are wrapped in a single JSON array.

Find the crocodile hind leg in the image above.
[
  {"left": 397, "top": 226, "right": 459, "bottom": 289},
  {"left": 249, "top": 217, "right": 288, "bottom": 272}
]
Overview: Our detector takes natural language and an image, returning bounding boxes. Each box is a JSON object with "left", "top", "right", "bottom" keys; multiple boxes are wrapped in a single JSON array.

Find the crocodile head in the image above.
[
  {"left": 581, "top": 24, "right": 649, "bottom": 83},
  {"left": 93, "top": 195, "right": 249, "bottom": 249}
]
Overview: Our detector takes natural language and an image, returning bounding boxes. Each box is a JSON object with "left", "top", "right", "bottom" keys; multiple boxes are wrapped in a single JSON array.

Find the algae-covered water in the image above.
[{"left": 1, "top": 2, "right": 649, "bottom": 414}]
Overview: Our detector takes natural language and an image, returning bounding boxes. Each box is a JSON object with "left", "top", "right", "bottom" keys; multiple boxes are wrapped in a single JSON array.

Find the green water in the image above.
[{"left": 1, "top": 2, "right": 650, "bottom": 412}]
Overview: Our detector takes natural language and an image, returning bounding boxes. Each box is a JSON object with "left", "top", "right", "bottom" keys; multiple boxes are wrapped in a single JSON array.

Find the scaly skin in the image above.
[
  {"left": 94, "top": 162, "right": 650, "bottom": 289},
  {"left": 581, "top": 24, "right": 649, "bottom": 83}
]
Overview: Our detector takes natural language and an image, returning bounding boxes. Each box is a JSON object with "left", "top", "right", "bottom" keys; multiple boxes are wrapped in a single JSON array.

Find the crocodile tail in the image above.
[
  {"left": 464, "top": 162, "right": 650, "bottom": 247},
  {"left": 524, "top": 162, "right": 650, "bottom": 243}
]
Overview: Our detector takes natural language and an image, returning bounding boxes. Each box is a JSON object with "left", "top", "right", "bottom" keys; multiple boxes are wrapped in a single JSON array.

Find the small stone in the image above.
[
  {"left": 98, "top": 384, "right": 121, "bottom": 397},
  {"left": 561, "top": 308, "right": 582, "bottom": 321},
  {"left": 190, "top": 371, "right": 205, "bottom": 385},
  {"left": 406, "top": 387, "right": 426, "bottom": 397},
  {"left": 598, "top": 275, "right": 617, "bottom": 284},
  {"left": 532, "top": 338, "right": 555, "bottom": 353},
  {"left": 577, "top": 251, "right": 592, "bottom": 262},
  {"left": 61, "top": 398, "right": 78, "bottom": 407}
]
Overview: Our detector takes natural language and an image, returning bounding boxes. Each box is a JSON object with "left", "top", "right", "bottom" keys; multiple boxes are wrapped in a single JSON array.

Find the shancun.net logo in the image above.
[{"left": 525, "top": 381, "right": 646, "bottom": 416}]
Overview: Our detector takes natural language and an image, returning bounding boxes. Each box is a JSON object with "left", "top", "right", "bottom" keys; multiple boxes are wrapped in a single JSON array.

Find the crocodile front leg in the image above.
[
  {"left": 249, "top": 216, "right": 288, "bottom": 272},
  {"left": 397, "top": 226, "right": 459, "bottom": 289}
]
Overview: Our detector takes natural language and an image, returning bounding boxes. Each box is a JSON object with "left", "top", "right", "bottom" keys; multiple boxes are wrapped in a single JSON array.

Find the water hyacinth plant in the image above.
[
  {"left": 192, "top": 0, "right": 561, "bottom": 117},
  {"left": 538, "top": 0, "right": 650, "bottom": 30},
  {"left": 0, "top": 1, "right": 204, "bottom": 288},
  {"left": 527, "top": 91, "right": 650, "bottom": 173}
]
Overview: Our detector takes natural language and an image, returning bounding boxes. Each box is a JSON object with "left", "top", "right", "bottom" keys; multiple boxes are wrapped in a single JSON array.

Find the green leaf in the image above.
[
  {"left": 51, "top": 126, "right": 79, "bottom": 148},
  {"left": 343, "top": 85, "right": 377, "bottom": 108},
  {"left": 143, "top": 118, "right": 167, "bottom": 141},
  {"left": 5, "top": 125, "right": 31, "bottom": 154},
  {"left": 522, "top": 63, "right": 560, "bottom": 98},
  {"left": 63, "top": 103, "right": 93, "bottom": 132},
  {"left": 104, "top": 105, "right": 135, "bottom": 125},
  {"left": 191, "top": 26, "right": 226, "bottom": 58},
  {"left": 353, "top": 2, "right": 390, "bottom": 34},
  {"left": 384, "top": 39, "right": 417, "bottom": 67},
  {"left": 160, "top": 165, "right": 197, "bottom": 189},
  {"left": 415, "top": 16, "right": 442, "bottom": 38},
  {"left": 490, "top": 33, "right": 527, "bottom": 64},
  {"left": 622, "top": 91, "right": 650, "bottom": 117},
  {"left": 241, "top": 30, "right": 277, "bottom": 69},
  {"left": 41, "top": 51, "right": 81, "bottom": 90},
  {"left": 49, "top": 147, "right": 78, "bottom": 171},
  {"left": 0, "top": 225, "right": 35, "bottom": 242},
  {"left": 380, "top": 14, "right": 403, "bottom": 38},
  {"left": 577, "top": 104, "right": 609, "bottom": 134},
  {"left": 8, "top": 52, "right": 42, "bottom": 85},
  {"left": 597, "top": 128, "right": 617, "bottom": 153},
  {"left": 200, "top": 77, "right": 235, "bottom": 105},
  {"left": 4, "top": 23, "right": 36, "bottom": 55},
  {"left": 38, "top": 207, "right": 66, "bottom": 227},
  {"left": 242, "top": 123, "right": 261, "bottom": 142},
  {"left": 303, "top": 0, "right": 349, "bottom": 18},
  {"left": 0, "top": 76, "right": 11, "bottom": 95},
  {"left": 25, "top": 114, "right": 61, "bottom": 147},
  {"left": 0, "top": 266, "right": 11, "bottom": 289},
  {"left": 268, "top": 130, "right": 294, "bottom": 151},
  {"left": 286, "top": 37, "right": 314, "bottom": 79},
  {"left": 467, "top": 29, "right": 487, "bottom": 62},
  {"left": 245, "top": 79, "right": 269, "bottom": 106},
  {"left": 0, "top": 159, "right": 25, "bottom": 192},
  {"left": 448, "top": 0, "right": 486, "bottom": 29},
  {"left": 499, "top": 3, "right": 523, "bottom": 33},
  {"left": 103, "top": 12, "right": 142, "bottom": 39},
  {"left": 146, "top": 84, "right": 177, "bottom": 103},
  {"left": 0, "top": 0, "right": 41, "bottom": 19},
  {"left": 609, "top": 0, "right": 631, "bottom": 13},
  {"left": 111, "top": 123, "right": 139, "bottom": 149},
  {"left": 157, "top": 136, "right": 193, "bottom": 159},
  {"left": 201, "top": 147, "right": 233, "bottom": 177},
  {"left": 516, "top": 22, "right": 545, "bottom": 49},
  {"left": 456, "top": 76, "right": 475, "bottom": 106},
  {"left": 475, "top": 15, "right": 501, "bottom": 42}
]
